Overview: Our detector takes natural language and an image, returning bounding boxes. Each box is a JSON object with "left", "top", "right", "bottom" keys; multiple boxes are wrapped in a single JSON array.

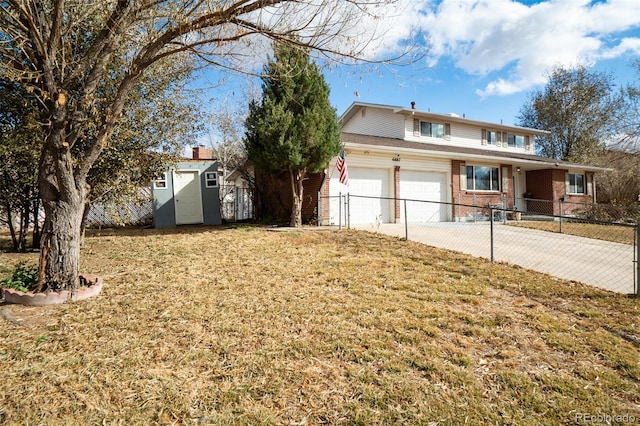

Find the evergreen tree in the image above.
[{"left": 244, "top": 42, "right": 341, "bottom": 227}]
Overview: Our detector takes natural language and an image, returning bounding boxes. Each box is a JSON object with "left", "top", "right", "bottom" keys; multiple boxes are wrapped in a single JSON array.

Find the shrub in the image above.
[{"left": 1, "top": 262, "right": 38, "bottom": 293}]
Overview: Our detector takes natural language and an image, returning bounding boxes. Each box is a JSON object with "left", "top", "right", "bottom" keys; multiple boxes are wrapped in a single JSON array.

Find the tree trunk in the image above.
[
  {"left": 35, "top": 131, "right": 86, "bottom": 293},
  {"left": 289, "top": 168, "right": 305, "bottom": 227},
  {"left": 31, "top": 197, "right": 41, "bottom": 249},
  {"left": 18, "top": 193, "right": 31, "bottom": 252},
  {"left": 5, "top": 203, "right": 18, "bottom": 252},
  {"left": 36, "top": 187, "right": 85, "bottom": 292}
]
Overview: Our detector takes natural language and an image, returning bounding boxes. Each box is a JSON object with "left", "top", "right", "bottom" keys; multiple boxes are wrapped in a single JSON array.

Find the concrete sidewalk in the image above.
[{"left": 355, "top": 222, "right": 637, "bottom": 294}]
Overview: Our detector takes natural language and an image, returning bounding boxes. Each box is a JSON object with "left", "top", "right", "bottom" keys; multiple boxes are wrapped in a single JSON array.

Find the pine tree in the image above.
[{"left": 245, "top": 42, "right": 341, "bottom": 227}]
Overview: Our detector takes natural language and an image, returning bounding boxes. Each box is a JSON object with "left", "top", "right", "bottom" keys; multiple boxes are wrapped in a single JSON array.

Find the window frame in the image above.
[
  {"left": 420, "top": 121, "right": 445, "bottom": 138},
  {"left": 204, "top": 171, "right": 218, "bottom": 188},
  {"left": 506, "top": 133, "right": 526, "bottom": 148},
  {"left": 465, "top": 165, "right": 501, "bottom": 192},
  {"left": 567, "top": 173, "right": 585, "bottom": 195},
  {"left": 153, "top": 173, "right": 168, "bottom": 190},
  {"left": 487, "top": 130, "right": 497, "bottom": 145}
]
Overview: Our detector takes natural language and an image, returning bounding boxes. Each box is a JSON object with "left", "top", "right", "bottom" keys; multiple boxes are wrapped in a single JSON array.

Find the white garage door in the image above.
[
  {"left": 330, "top": 167, "right": 391, "bottom": 225},
  {"left": 400, "top": 170, "right": 448, "bottom": 222}
]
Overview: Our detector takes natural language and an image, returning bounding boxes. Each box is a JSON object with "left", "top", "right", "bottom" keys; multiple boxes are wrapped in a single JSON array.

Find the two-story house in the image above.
[{"left": 318, "top": 101, "right": 603, "bottom": 225}]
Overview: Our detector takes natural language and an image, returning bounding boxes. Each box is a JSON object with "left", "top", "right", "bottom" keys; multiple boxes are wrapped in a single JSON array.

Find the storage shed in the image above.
[{"left": 152, "top": 147, "right": 222, "bottom": 228}]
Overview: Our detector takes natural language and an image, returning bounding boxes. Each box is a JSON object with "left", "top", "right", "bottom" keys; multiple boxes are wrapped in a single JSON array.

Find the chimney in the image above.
[
  {"left": 410, "top": 101, "right": 416, "bottom": 109},
  {"left": 192, "top": 146, "right": 213, "bottom": 160}
]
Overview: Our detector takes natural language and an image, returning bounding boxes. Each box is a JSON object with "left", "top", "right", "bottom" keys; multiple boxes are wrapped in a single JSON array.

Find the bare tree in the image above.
[
  {"left": 517, "top": 64, "right": 624, "bottom": 162},
  {"left": 1, "top": 0, "right": 419, "bottom": 291}
]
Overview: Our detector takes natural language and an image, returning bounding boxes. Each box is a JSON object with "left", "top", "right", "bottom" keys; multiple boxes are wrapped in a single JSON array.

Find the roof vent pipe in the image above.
[{"left": 410, "top": 101, "right": 416, "bottom": 109}]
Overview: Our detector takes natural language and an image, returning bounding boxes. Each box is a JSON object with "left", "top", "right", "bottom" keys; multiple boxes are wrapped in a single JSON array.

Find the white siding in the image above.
[
  {"left": 403, "top": 118, "right": 535, "bottom": 154},
  {"left": 395, "top": 156, "right": 450, "bottom": 173},
  {"left": 334, "top": 151, "right": 450, "bottom": 172},
  {"left": 342, "top": 106, "right": 405, "bottom": 139}
]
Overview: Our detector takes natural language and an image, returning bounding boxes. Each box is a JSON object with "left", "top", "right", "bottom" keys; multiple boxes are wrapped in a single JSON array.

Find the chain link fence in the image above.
[
  {"left": 84, "top": 187, "right": 153, "bottom": 228},
  {"left": 322, "top": 194, "right": 639, "bottom": 295}
]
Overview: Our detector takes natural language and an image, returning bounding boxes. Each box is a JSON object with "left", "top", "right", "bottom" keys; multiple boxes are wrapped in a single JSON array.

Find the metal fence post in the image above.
[
  {"left": 338, "top": 192, "right": 342, "bottom": 230},
  {"left": 404, "top": 199, "right": 408, "bottom": 241},
  {"left": 347, "top": 193, "right": 351, "bottom": 230},
  {"left": 490, "top": 206, "right": 495, "bottom": 262},
  {"left": 559, "top": 200, "right": 563, "bottom": 233},
  {"left": 317, "top": 191, "right": 321, "bottom": 227}
]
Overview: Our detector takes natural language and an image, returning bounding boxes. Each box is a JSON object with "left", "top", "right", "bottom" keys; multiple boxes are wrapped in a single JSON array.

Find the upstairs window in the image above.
[
  {"left": 507, "top": 134, "right": 526, "bottom": 148},
  {"left": 487, "top": 131, "right": 497, "bottom": 145},
  {"left": 414, "top": 119, "right": 451, "bottom": 140},
  {"left": 420, "top": 121, "right": 444, "bottom": 138},
  {"left": 483, "top": 130, "right": 530, "bottom": 149}
]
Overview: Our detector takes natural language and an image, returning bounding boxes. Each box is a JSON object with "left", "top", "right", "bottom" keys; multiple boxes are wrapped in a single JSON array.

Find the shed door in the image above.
[{"left": 173, "top": 170, "right": 203, "bottom": 225}]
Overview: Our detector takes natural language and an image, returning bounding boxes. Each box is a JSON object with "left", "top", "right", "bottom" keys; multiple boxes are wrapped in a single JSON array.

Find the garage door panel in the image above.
[
  {"left": 330, "top": 167, "right": 390, "bottom": 225},
  {"left": 400, "top": 170, "right": 447, "bottom": 223}
]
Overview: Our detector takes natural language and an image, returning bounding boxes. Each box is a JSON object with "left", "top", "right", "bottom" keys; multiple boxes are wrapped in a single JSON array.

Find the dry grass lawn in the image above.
[
  {"left": 1, "top": 225, "right": 640, "bottom": 425},
  {"left": 509, "top": 220, "right": 637, "bottom": 245}
]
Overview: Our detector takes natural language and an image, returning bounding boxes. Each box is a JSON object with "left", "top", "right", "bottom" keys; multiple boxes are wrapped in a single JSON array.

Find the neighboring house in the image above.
[
  {"left": 152, "top": 147, "right": 222, "bottom": 228},
  {"left": 316, "top": 101, "right": 605, "bottom": 225}
]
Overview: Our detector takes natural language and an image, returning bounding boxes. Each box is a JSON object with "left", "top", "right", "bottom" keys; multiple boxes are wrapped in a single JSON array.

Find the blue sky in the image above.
[
  {"left": 193, "top": 0, "right": 640, "bottom": 147},
  {"left": 320, "top": 0, "right": 640, "bottom": 126}
]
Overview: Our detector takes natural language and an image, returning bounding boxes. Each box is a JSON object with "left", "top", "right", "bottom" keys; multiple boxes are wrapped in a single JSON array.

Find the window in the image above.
[
  {"left": 506, "top": 134, "right": 525, "bottom": 148},
  {"left": 482, "top": 129, "right": 503, "bottom": 146},
  {"left": 466, "top": 165, "right": 500, "bottom": 191},
  {"left": 205, "top": 172, "right": 218, "bottom": 188},
  {"left": 420, "top": 121, "right": 445, "bottom": 138},
  {"left": 153, "top": 173, "right": 167, "bottom": 189},
  {"left": 413, "top": 119, "right": 450, "bottom": 139},
  {"left": 568, "top": 173, "right": 584, "bottom": 194},
  {"left": 487, "top": 131, "right": 497, "bottom": 145}
]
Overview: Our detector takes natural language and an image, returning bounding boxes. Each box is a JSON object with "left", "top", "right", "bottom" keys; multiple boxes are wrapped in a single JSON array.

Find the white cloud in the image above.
[{"left": 406, "top": 0, "right": 640, "bottom": 97}]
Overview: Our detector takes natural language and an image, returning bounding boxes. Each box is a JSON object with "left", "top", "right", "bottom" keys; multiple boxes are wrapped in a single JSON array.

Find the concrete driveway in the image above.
[{"left": 355, "top": 222, "right": 637, "bottom": 294}]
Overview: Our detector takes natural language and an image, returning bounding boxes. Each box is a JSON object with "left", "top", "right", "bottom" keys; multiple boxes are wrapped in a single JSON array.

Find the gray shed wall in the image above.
[{"left": 152, "top": 161, "right": 222, "bottom": 228}]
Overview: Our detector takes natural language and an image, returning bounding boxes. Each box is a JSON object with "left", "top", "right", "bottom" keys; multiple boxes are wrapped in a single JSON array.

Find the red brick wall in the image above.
[
  {"left": 525, "top": 169, "right": 554, "bottom": 214},
  {"left": 319, "top": 169, "right": 330, "bottom": 224},
  {"left": 192, "top": 147, "right": 214, "bottom": 160},
  {"left": 451, "top": 160, "right": 514, "bottom": 220},
  {"left": 302, "top": 172, "right": 324, "bottom": 221},
  {"left": 524, "top": 169, "right": 572, "bottom": 215},
  {"left": 255, "top": 170, "right": 324, "bottom": 223}
]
